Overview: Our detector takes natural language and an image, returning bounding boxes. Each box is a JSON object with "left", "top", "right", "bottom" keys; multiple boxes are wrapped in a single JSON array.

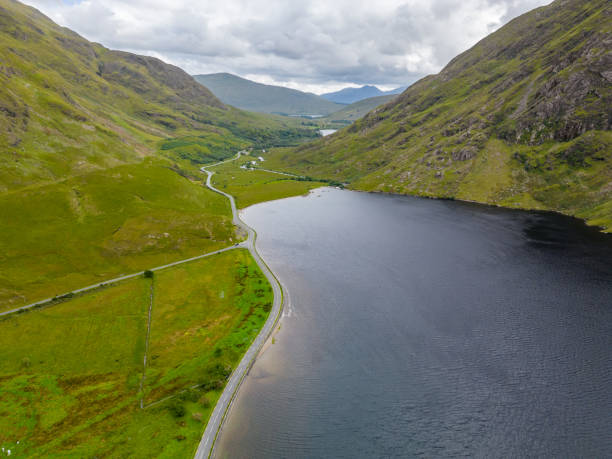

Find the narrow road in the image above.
[{"left": 194, "top": 153, "right": 285, "bottom": 459}]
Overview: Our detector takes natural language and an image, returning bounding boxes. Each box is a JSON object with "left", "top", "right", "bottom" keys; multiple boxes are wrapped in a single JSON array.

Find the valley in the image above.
[{"left": 0, "top": 0, "right": 610, "bottom": 457}]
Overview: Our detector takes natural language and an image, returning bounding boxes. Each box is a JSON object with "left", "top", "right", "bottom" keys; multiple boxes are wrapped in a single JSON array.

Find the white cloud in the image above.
[{"left": 23, "top": 0, "right": 551, "bottom": 93}]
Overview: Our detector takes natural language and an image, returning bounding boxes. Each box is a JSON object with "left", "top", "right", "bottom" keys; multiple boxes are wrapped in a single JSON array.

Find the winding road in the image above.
[{"left": 194, "top": 152, "right": 285, "bottom": 459}]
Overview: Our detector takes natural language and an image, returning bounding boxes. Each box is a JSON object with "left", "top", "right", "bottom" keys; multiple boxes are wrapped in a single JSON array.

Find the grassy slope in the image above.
[
  {"left": 0, "top": 159, "right": 236, "bottom": 311},
  {"left": 210, "top": 154, "right": 326, "bottom": 209},
  {"left": 0, "top": 0, "right": 319, "bottom": 310},
  {"left": 0, "top": 249, "right": 272, "bottom": 457},
  {"left": 269, "top": 0, "right": 612, "bottom": 230},
  {"left": 193, "top": 73, "right": 344, "bottom": 116}
]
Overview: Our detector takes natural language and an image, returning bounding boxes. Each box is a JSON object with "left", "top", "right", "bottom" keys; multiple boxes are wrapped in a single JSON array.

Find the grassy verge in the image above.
[
  {"left": 209, "top": 154, "right": 326, "bottom": 209},
  {"left": 0, "top": 249, "right": 272, "bottom": 457}
]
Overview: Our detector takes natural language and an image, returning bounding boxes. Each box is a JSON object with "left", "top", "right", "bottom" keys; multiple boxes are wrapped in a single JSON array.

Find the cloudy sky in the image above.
[{"left": 24, "top": 0, "right": 550, "bottom": 94}]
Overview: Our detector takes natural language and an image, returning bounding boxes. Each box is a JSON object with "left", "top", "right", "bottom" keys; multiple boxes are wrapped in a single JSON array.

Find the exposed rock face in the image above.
[
  {"left": 452, "top": 147, "right": 477, "bottom": 161},
  {"left": 513, "top": 37, "right": 612, "bottom": 143}
]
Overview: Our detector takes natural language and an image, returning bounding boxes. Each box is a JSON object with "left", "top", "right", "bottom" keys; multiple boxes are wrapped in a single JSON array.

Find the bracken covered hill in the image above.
[{"left": 270, "top": 0, "right": 612, "bottom": 230}]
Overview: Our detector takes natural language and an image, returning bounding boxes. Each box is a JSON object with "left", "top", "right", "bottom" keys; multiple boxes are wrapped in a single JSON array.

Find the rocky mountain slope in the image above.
[
  {"left": 270, "top": 0, "right": 612, "bottom": 230},
  {"left": 193, "top": 73, "right": 343, "bottom": 116}
]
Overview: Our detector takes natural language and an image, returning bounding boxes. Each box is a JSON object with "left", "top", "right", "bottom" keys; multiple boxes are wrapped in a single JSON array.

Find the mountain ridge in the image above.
[
  {"left": 268, "top": 0, "right": 612, "bottom": 230},
  {"left": 321, "top": 94, "right": 397, "bottom": 124},
  {"left": 193, "top": 72, "right": 343, "bottom": 115}
]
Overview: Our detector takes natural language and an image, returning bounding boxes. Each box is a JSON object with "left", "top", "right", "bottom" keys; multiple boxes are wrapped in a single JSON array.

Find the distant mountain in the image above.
[
  {"left": 384, "top": 86, "right": 408, "bottom": 95},
  {"left": 321, "top": 85, "right": 406, "bottom": 104},
  {"left": 272, "top": 0, "right": 612, "bottom": 231},
  {"left": 323, "top": 95, "right": 396, "bottom": 123},
  {"left": 193, "top": 73, "right": 343, "bottom": 116}
]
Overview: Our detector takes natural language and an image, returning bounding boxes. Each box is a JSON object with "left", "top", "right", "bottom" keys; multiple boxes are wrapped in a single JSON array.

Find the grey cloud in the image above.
[{"left": 24, "top": 0, "right": 551, "bottom": 93}]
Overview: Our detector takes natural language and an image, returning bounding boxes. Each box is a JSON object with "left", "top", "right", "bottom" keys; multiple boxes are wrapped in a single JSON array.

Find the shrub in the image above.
[
  {"left": 143, "top": 270, "right": 154, "bottom": 279},
  {"left": 168, "top": 400, "right": 186, "bottom": 418},
  {"left": 178, "top": 388, "right": 200, "bottom": 403},
  {"left": 198, "top": 395, "right": 211, "bottom": 408}
]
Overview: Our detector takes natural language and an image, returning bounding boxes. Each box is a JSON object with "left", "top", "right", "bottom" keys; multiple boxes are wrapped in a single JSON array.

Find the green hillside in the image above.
[
  {"left": 268, "top": 0, "right": 612, "bottom": 231},
  {"left": 0, "top": 249, "right": 273, "bottom": 457},
  {"left": 322, "top": 94, "right": 396, "bottom": 125},
  {"left": 193, "top": 73, "right": 344, "bottom": 116},
  {"left": 0, "top": 0, "right": 317, "bottom": 192}
]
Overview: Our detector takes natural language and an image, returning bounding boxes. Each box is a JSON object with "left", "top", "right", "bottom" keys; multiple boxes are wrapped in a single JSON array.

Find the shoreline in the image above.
[
  {"left": 193, "top": 153, "right": 287, "bottom": 459},
  {"left": 317, "top": 182, "right": 611, "bottom": 234}
]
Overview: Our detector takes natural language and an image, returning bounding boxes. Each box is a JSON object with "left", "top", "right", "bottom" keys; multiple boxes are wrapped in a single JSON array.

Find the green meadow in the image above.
[
  {"left": 0, "top": 249, "right": 272, "bottom": 457},
  {"left": 210, "top": 155, "right": 326, "bottom": 209}
]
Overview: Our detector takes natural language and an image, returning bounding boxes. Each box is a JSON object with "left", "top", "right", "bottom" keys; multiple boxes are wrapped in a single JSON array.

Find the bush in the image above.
[
  {"left": 178, "top": 388, "right": 200, "bottom": 403},
  {"left": 199, "top": 362, "right": 232, "bottom": 391},
  {"left": 199, "top": 395, "right": 211, "bottom": 408},
  {"left": 168, "top": 400, "right": 186, "bottom": 418},
  {"left": 143, "top": 270, "right": 154, "bottom": 279}
]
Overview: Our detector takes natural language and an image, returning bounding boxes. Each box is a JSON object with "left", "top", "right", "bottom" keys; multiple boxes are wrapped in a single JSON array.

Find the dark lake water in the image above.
[{"left": 215, "top": 188, "right": 612, "bottom": 458}]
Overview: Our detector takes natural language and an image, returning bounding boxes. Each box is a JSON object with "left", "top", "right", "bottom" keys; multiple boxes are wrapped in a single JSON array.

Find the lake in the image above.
[
  {"left": 215, "top": 188, "right": 612, "bottom": 458},
  {"left": 319, "top": 129, "right": 337, "bottom": 136}
]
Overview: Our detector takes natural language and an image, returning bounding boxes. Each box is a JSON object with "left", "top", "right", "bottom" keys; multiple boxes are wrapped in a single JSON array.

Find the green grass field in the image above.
[
  {"left": 0, "top": 249, "right": 271, "bottom": 457},
  {"left": 0, "top": 158, "right": 238, "bottom": 312},
  {"left": 210, "top": 155, "right": 326, "bottom": 209}
]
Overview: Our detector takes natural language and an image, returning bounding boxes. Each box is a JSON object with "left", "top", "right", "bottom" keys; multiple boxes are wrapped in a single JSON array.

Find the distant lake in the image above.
[
  {"left": 319, "top": 129, "right": 337, "bottom": 136},
  {"left": 289, "top": 114, "right": 324, "bottom": 119},
  {"left": 216, "top": 188, "right": 612, "bottom": 458}
]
